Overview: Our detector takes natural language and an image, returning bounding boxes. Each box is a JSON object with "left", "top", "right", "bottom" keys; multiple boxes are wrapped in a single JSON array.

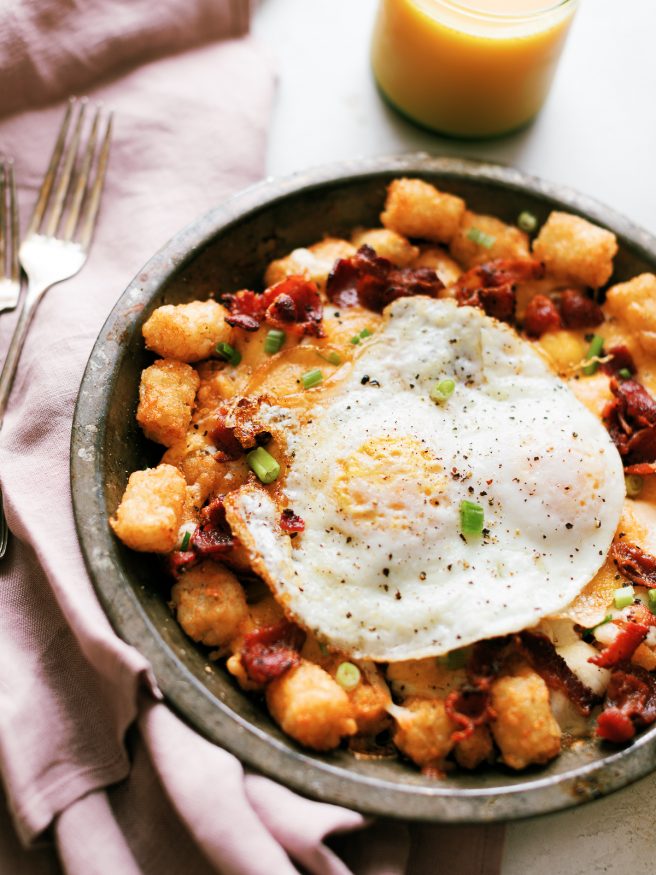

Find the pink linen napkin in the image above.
[{"left": 0, "top": 2, "right": 383, "bottom": 873}]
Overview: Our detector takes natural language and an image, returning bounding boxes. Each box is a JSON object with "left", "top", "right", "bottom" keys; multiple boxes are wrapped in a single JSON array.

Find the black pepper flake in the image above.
[
  {"left": 383, "top": 568, "right": 390, "bottom": 577},
  {"left": 419, "top": 572, "right": 426, "bottom": 581},
  {"left": 361, "top": 375, "right": 370, "bottom": 385},
  {"left": 565, "top": 523, "right": 573, "bottom": 530},
  {"left": 395, "top": 591, "right": 402, "bottom": 600}
]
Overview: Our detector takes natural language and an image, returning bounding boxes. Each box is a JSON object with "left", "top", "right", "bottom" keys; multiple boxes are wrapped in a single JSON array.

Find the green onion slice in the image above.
[
  {"left": 301, "top": 368, "right": 323, "bottom": 389},
  {"left": 460, "top": 500, "right": 484, "bottom": 537},
  {"left": 466, "top": 227, "right": 496, "bottom": 249},
  {"left": 318, "top": 350, "right": 342, "bottom": 366},
  {"left": 648, "top": 589, "right": 656, "bottom": 615},
  {"left": 613, "top": 585, "right": 635, "bottom": 609},
  {"left": 215, "top": 341, "right": 241, "bottom": 367},
  {"left": 264, "top": 329, "right": 286, "bottom": 355},
  {"left": 335, "top": 661, "right": 361, "bottom": 691},
  {"left": 247, "top": 446, "right": 281, "bottom": 484},
  {"left": 625, "top": 473, "right": 644, "bottom": 499},
  {"left": 430, "top": 378, "right": 456, "bottom": 404},
  {"left": 582, "top": 335, "right": 604, "bottom": 376},
  {"left": 180, "top": 531, "right": 191, "bottom": 551},
  {"left": 350, "top": 328, "right": 374, "bottom": 345},
  {"left": 517, "top": 211, "right": 538, "bottom": 233},
  {"left": 618, "top": 368, "right": 632, "bottom": 379}
]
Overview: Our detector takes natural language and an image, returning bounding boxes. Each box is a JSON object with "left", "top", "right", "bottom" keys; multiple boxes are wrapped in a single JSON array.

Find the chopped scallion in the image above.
[
  {"left": 460, "top": 500, "right": 484, "bottom": 537},
  {"left": 180, "top": 531, "right": 191, "bottom": 551},
  {"left": 517, "top": 211, "right": 538, "bottom": 233},
  {"left": 618, "top": 368, "right": 632, "bottom": 379},
  {"left": 430, "top": 378, "right": 456, "bottom": 404},
  {"left": 350, "top": 328, "right": 374, "bottom": 345},
  {"left": 582, "top": 335, "right": 604, "bottom": 376},
  {"left": 247, "top": 446, "right": 280, "bottom": 484},
  {"left": 335, "top": 661, "right": 361, "bottom": 691},
  {"left": 215, "top": 341, "right": 241, "bottom": 367},
  {"left": 613, "top": 585, "right": 635, "bottom": 609},
  {"left": 648, "top": 589, "right": 656, "bottom": 615},
  {"left": 318, "top": 350, "right": 342, "bottom": 366},
  {"left": 264, "top": 329, "right": 286, "bottom": 355},
  {"left": 301, "top": 368, "right": 323, "bottom": 389},
  {"left": 466, "top": 227, "right": 496, "bottom": 249},
  {"left": 625, "top": 473, "right": 644, "bottom": 498}
]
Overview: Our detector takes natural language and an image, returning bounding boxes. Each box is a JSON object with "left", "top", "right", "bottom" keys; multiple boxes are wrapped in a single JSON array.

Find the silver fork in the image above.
[
  {"left": 0, "top": 159, "right": 20, "bottom": 314},
  {"left": 0, "top": 98, "right": 112, "bottom": 558}
]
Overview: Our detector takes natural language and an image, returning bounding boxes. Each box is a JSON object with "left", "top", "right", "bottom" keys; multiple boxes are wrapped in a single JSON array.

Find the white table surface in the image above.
[{"left": 253, "top": 2, "right": 656, "bottom": 872}]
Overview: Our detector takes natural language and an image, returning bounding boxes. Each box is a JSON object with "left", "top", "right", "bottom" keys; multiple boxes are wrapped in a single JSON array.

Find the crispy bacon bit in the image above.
[
  {"left": 326, "top": 245, "right": 443, "bottom": 312},
  {"left": 241, "top": 620, "right": 306, "bottom": 684},
  {"left": 280, "top": 508, "right": 305, "bottom": 534},
  {"left": 604, "top": 377, "right": 656, "bottom": 471},
  {"left": 588, "top": 607, "right": 654, "bottom": 669},
  {"left": 191, "top": 497, "right": 234, "bottom": 558},
  {"left": 166, "top": 550, "right": 197, "bottom": 577},
  {"left": 523, "top": 294, "right": 561, "bottom": 337},
  {"left": 445, "top": 687, "right": 495, "bottom": 744},
  {"left": 558, "top": 289, "right": 604, "bottom": 329},
  {"left": 596, "top": 662, "right": 656, "bottom": 742},
  {"left": 454, "top": 258, "right": 544, "bottom": 324},
  {"left": 611, "top": 541, "right": 656, "bottom": 589},
  {"left": 223, "top": 276, "right": 324, "bottom": 337},
  {"left": 209, "top": 407, "right": 245, "bottom": 461},
  {"left": 520, "top": 632, "right": 597, "bottom": 714},
  {"left": 602, "top": 344, "right": 637, "bottom": 376}
]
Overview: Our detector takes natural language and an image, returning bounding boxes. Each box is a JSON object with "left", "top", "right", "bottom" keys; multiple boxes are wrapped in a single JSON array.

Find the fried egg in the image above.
[{"left": 224, "top": 297, "right": 625, "bottom": 661}]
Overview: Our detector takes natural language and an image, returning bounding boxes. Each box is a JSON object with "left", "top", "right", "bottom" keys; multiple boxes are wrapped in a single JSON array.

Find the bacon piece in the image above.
[
  {"left": 166, "top": 550, "right": 198, "bottom": 578},
  {"left": 558, "top": 289, "right": 604, "bottom": 329},
  {"left": 596, "top": 662, "right": 656, "bottom": 742},
  {"left": 611, "top": 541, "right": 656, "bottom": 589},
  {"left": 604, "top": 377, "right": 656, "bottom": 470},
  {"left": 523, "top": 294, "right": 561, "bottom": 337},
  {"left": 191, "top": 497, "right": 234, "bottom": 558},
  {"left": 223, "top": 276, "right": 324, "bottom": 337},
  {"left": 209, "top": 407, "right": 245, "bottom": 461},
  {"left": 280, "top": 508, "right": 305, "bottom": 534},
  {"left": 467, "top": 636, "right": 511, "bottom": 683},
  {"left": 624, "top": 462, "right": 656, "bottom": 476},
  {"left": 520, "top": 632, "right": 598, "bottom": 714},
  {"left": 454, "top": 258, "right": 544, "bottom": 324},
  {"left": 445, "top": 687, "right": 495, "bottom": 744},
  {"left": 241, "top": 620, "right": 306, "bottom": 684},
  {"left": 589, "top": 621, "right": 648, "bottom": 668},
  {"left": 602, "top": 344, "right": 637, "bottom": 377},
  {"left": 626, "top": 428, "right": 656, "bottom": 467},
  {"left": 326, "top": 245, "right": 443, "bottom": 312},
  {"left": 613, "top": 378, "right": 656, "bottom": 428}
]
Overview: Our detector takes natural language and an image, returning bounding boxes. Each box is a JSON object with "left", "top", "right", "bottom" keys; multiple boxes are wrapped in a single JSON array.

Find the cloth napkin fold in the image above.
[{"left": 0, "top": 2, "right": 388, "bottom": 873}]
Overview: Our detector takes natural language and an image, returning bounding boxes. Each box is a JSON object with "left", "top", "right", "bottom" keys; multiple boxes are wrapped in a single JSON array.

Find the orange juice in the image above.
[{"left": 371, "top": 0, "right": 578, "bottom": 138}]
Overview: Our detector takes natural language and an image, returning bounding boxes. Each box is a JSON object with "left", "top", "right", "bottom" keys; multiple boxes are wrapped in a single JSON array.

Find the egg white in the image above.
[{"left": 224, "top": 297, "right": 625, "bottom": 661}]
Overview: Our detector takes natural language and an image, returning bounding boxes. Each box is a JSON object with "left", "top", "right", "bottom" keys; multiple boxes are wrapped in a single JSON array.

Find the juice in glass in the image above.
[{"left": 371, "top": 0, "right": 579, "bottom": 138}]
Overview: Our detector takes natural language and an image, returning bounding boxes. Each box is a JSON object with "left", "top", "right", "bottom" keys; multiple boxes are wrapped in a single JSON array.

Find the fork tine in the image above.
[
  {"left": 62, "top": 106, "right": 100, "bottom": 243},
  {"left": 45, "top": 99, "right": 87, "bottom": 238},
  {"left": 8, "top": 162, "right": 18, "bottom": 283},
  {"left": 77, "top": 112, "right": 112, "bottom": 252},
  {"left": 27, "top": 99, "right": 75, "bottom": 237},
  {"left": 0, "top": 162, "right": 6, "bottom": 277}
]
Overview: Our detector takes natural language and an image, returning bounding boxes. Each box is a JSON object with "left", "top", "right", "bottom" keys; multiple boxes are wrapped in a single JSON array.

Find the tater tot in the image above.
[
  {"left": 110, "top": 464, "right": 186, "bottom": 553},
  {"left": 351, "top": 227, "right": 419, "bottom": 266},
  {"left": 392, "top": 697, "right": 455, "bottom": 767},
  {"left": 380, "top": 178, "right": 465, "bottom": 244},
  {"left": 266, "top": 661, "right": 357, "bottom": 751},
  {"left": 455, "top": 725, "right": 494, "bottom": 770},
  {"left": 171, "top": 560, "right": 248, "bottom": 648},
  {"left": 490, "top": 670, "right": 561, "bottom": 770},
  {"left": 449, "top": 211, "right": 530, "bottom": 268},
  {"left": 604, "top": 273, "right": 656, "bottom": 355},
  {"left": 142, "top": 300, "right": 233, "bottom": 362},
  {"left": 136, "top": 359, "right": 200, "bottom": 447},
  {"left": 264, "top": 237, "right": 356, "bottom": 292},
  {"left": 532, "top": 211, "right": 618, "bottom": 288}
]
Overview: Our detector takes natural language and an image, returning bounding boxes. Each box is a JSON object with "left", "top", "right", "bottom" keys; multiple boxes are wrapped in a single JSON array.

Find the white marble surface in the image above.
[{"left": 253, "top": 2, "right": 656, "bottom": 871}]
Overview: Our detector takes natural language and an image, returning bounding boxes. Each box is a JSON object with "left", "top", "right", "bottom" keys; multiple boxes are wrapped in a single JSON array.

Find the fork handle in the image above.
[{"left": 0, "top": 290, "right": 41, "bottom": 431}]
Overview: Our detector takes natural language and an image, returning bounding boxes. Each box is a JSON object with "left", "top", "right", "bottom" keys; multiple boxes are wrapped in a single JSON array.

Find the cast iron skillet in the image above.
[{"left": 71, "top": 154, "right": 656, "bottom": 822}]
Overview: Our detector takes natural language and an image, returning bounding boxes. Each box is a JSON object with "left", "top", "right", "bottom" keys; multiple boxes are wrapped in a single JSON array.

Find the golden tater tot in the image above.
[
  {"left": 532, "top": 211, "right": 617, "bottom": 288},
  {"left": 351, "top": 227, "right": 419, "bottom": 266},
  {"left": 392, "top": 697, "right": 455, "bottom": 768},
  {"left": 136, "top": 359, "right": 199, "bottom": 447},
  {"left": 142, "top": 300, "right": 233, "bottom": 362},
  {"left": 449, "top": 211, "right": 530, "bottom": 268},
  {"left": 605, "top": 273, "right": 656, "bottom": 356},
  {"left": 490, "top": 670, "right": 561, "bottom": 770},
  {"left": 264, "top": 237, "right": 356, "bottom": 292},
  {"left": 381, "top": 178, "right": 465, "bottom": 244},
  {"left": 171, "top": 561, "right": 248, "bottom": 648},
  {"left": 110, "top": 464, "right": 186, "bottom": 553},
  {"left": 266, "top": 661, "right": 357, "bottom": 751},
  {"left": 455, "top": 725, "right": 494, "bottom": 770}
]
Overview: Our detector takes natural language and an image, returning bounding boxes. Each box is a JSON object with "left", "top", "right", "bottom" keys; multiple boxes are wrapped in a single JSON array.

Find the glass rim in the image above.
[{"left": 427, "top": 0, "right": 577, "bottom": 22}]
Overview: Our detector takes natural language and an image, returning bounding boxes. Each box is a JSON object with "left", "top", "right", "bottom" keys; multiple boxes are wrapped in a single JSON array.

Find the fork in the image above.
[
  {"left": 0, "top": 98, "right": 112, "bottom": 558},
  {"left": 0, "top": 159, "right": 20, "bottom": 314}
]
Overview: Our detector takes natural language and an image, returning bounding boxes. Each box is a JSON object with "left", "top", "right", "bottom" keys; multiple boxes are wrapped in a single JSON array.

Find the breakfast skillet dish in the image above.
[{"left": 110, "top": 177, "right": 656, "bottom": 774}]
